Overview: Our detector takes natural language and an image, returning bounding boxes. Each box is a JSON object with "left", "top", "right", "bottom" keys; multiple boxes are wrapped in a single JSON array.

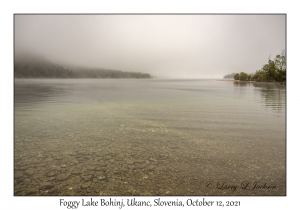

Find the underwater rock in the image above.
[
  {"left": 82, "top": 175, "right": 93, "bottom": 182},
  {"left": 39, "top": 182, "right": 54, "bottom": 190},
  {"left": 46, "top": 170, "right": 57, "bottom": 177},
  {"left": 81, "top": 181, "right": 92, "bottom": 188},
  {"left": 56, "top": 172, "right": 70, "bottom": 181},
  {"left": 24, "top": 168, "right": 35, "bottom": 175}
]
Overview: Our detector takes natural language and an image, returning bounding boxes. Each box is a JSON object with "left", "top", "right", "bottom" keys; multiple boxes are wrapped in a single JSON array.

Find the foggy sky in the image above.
[{"left": 15, "top": 15, "right": 286, "bottom": 79}]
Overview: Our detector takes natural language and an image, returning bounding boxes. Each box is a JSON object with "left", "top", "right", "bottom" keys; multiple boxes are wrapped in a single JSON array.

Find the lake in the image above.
[{"left": 14, "top": 79, "right": 286, "bottom": 196}]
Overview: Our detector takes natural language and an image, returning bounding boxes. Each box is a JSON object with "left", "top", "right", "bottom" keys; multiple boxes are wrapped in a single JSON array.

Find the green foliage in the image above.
[
  {"left": 234, "top": 73, "right": 240, "bottom": 80},
  {"left": 252, "top": 50, "right": 286, "bottom": 82},
  {"left": 233, "top": 72, "right": 249, "bottom": 81},
  {"left": 230, "top": 50, "right": 286, "bottom": 82},
  {"left": 247, "top": 74, "right": 252, "bottom": 81},
  {"left": 239, "top": 72, "right": 248, "bottom": 81}
]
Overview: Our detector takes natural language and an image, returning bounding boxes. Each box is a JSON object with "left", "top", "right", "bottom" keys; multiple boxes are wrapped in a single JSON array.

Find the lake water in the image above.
[{"left": 14, "top": 79, "right": 286, "bottom": 196}]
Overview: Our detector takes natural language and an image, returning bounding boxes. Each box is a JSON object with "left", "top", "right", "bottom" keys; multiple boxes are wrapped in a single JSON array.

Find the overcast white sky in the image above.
[{"left": 15, "top": 15, "right": 285, "bottom": 78}]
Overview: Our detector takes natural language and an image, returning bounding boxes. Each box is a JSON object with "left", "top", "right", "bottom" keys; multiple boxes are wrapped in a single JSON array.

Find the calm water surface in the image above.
[{"left": 14, "top": 79, "right": 286, "bottom": 195}]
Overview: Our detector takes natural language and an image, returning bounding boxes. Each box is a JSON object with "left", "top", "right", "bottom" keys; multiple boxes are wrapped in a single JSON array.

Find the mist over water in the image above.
[
  {"left": 14, "top": 79, "right": 286, "bottom": 195},
  {"left": 14, "top": 15, "right": 286, "bottom": 78}
]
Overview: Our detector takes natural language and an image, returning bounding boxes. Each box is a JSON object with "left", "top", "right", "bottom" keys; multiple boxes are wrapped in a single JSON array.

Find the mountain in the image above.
[{"left": 14, "top": 53, "right": 152, "bottom": 79}]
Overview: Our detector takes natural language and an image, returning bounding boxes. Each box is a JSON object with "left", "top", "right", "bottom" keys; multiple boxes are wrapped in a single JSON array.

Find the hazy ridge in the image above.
[{"left": 14, "top": 53, "right": 152, "bottom": 79}]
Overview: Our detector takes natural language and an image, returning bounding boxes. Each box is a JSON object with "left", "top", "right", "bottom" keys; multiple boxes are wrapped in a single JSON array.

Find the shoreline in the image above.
[{"left": 218, "top": 79, "right": 286, "bottom": 84}]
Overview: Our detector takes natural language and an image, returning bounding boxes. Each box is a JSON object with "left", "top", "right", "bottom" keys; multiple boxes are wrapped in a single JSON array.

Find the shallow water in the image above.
[{"left": 14, "top": 79, "right": 286, "bottom": 196}]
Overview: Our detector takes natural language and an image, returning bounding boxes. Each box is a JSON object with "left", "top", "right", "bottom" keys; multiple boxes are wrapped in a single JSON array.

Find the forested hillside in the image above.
[{"left": 14, "top": 55, "right": 152, "bottom": 79}]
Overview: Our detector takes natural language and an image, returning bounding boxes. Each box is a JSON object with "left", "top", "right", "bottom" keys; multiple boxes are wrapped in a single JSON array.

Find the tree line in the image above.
[
  {"left": 223, "top": 73, "right": 237, "bottom": 79},
  {"left": 224, "top": 50, "right": 286, "bottom": 82},
  {"left": 14, "top": 57, "right": 152, "bottom": 79}
]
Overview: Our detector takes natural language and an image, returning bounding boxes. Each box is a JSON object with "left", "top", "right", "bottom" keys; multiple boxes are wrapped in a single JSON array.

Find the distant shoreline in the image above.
[
  {"left": 217, "top": 79, "right": 235, "bottom": 81},
  {"left": 218, "top": 79, "right": 254, "bottom": 82},
  {"left": 218, "top": 79, "right": 286, "bottom": 85},
  {"left": 14, "top": 77, "right": 153, "bottom": 79}
]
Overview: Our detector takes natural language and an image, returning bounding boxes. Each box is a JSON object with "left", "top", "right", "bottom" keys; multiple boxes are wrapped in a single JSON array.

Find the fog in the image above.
[{"left": 15, "top": 15, "right": 285, "bottom": 79}]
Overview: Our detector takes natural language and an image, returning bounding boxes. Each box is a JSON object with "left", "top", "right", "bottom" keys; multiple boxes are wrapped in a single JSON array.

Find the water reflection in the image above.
[
  {"left": 14, "top": 80, "right": 68, "bottom": 105},
  {"left": 253, "top": 82, "right": 286, "bottom": 113},
  {"left": 233, "top": 81, "right": 250, "bottom": 87},
  {"left": 233, "top": 81, "right": 286, "bottom": 112},
  {"left": 14, "top": 79, "right": 155, "bottom": 107}
]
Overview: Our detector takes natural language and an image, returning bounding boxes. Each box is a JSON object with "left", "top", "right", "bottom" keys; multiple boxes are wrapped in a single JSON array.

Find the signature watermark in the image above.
[{"left": 206, "top": 181, "right": 276, "bottom": 192}]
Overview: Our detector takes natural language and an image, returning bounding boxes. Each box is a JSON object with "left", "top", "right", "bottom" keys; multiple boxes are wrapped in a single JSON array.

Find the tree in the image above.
[
  {"left": 224, "top": 73, "right": 236, "bottom": 79},
  {"left": 274, "top": 50, "right": 286, "bottom": 72},
  {"left": 247, "top": 74, "right": 252, "bottom": 81},
  {"left": 234, "top": 73, "right": 240, "bottom": 80},
  {"left": 239, "top": 72, "right": 248, "bottom": 81},
  {"left": 261, "top": 59, "right": 276, "bottom": 81},
  {"left": 14, "top": 56, "right": 152, "bottom": 79},
  {"left": 251, "top": 50, "right": 286, "bottom": 82},
  {"left": 274, "top": 50, "right": 286, "bottom": 82}
]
